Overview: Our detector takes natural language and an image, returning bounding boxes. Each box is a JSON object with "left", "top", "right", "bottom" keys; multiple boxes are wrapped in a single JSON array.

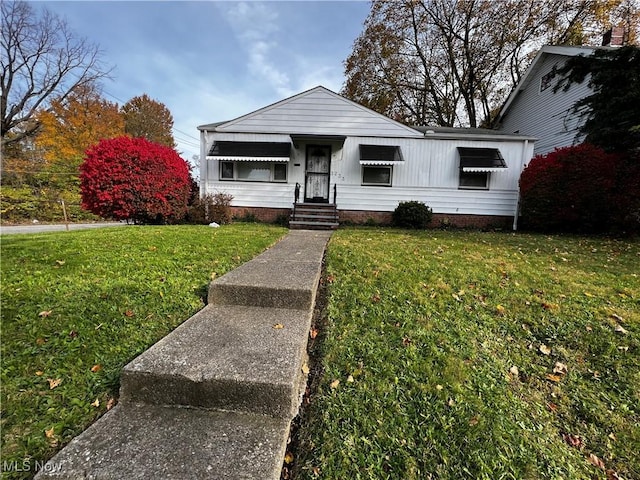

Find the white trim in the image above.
[
  {"left": 462, "top": 167, "right": 507, "bottom": 173},
  {"left": 359, "top": 160, "right": 404, "bottom": 166},
  {"left": 207, "top": 156, "right": 289, "bottom": 162}
]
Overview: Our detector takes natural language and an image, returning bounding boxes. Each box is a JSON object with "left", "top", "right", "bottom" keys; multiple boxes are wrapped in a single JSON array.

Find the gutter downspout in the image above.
[{"left": 513, "top": 139, "right": 529, "bottom": 231}]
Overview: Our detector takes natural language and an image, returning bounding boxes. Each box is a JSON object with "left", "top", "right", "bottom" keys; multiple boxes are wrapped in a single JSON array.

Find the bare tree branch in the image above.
[{"left": 1, "top": 1, "right": 113, "bottom": 147}]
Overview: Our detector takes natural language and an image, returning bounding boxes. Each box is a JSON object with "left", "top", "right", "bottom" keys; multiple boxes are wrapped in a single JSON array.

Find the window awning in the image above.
[
  {"left": 458, "top": 147, "right": 507, "bottom": 172},
  {"left": 207, "top": 141, "right": 291, "bottom": 162},
  {"left": 359, "top": 144, "right": 404, "bottom": 166},
  {"left": 290, "top": 134, "right": 346, "bottom": 148}
]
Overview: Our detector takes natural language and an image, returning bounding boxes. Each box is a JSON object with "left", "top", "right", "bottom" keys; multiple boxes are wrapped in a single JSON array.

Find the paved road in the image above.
[{"left": 0, "top": 222, "right": 126, "bottom": 235}]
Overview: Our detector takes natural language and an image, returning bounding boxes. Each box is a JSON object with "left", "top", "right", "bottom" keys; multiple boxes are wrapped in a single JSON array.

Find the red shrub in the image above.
[
  {"left": 80, "top": 137, "right": 192, "bottom": 224},
  {"left": 519, "top": 144, "right": 622, "bottom": 233}
]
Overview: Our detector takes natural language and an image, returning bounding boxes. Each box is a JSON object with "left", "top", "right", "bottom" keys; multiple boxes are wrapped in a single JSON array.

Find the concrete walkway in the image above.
[
  {"left": 0, "top": 222, "right": 124, "bottom": 235},
  {"left": 36, "top": 229, "right": 332, "bottom": 480}
]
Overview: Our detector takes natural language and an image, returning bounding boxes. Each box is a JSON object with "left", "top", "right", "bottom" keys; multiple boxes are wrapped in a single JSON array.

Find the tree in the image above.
[
  {"left": 1, "top": 1, "right": 111, "bottom": 147},
  {"left": 121, "top": 94, "right": 176, "bottom": 148},
  {"left": 80, "top": 137, "right": 192, "bottom": 224},
  {"left": 555, "top": 45, "right": 640, "bottom": 153},
  {"left": 343, "top": 0, "right": 631, "bottom": 128},
  {"left": 37, "top": 84, "right": 124, "bottom": 180}
]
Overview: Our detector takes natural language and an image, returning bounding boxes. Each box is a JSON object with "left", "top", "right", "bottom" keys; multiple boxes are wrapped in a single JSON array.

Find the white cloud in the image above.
[{"left": 219, "top": 2, "right": 294, "bottom": 97}]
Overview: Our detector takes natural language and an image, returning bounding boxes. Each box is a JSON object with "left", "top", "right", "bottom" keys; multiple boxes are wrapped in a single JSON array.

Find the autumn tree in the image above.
[
  {"left": 1, "top": 1, "right": 111, "bottom": 147},
  {"left": 36, "top": 84, "right": 124, "bottom": 185},
  {"left": 343, "top": 0, "right": 633, "bottom": 128},
  {"left": 121, "top": 94, "right": 176, "bottom": 148},
  {"left": 80, "top": 136, "right": 192, "bottom": 224}
]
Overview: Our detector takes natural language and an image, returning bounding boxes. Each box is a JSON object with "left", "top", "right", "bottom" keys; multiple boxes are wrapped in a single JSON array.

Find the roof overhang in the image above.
[
  {"left": 208, "top": 156, "right": 289, "bottom": 162},
  {"left": 458, "top": 147, "right": 507, "bottom": 172},
  {"left": 290, "top": 134, "right": 346, "bottom": 148}
]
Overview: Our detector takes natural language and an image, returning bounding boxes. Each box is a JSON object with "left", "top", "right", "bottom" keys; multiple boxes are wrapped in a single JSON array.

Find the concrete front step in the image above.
[
  {"left": 35, "top": 404, "right": 290, "bottom": 480},
  {"left": 120, "top": 304, "right": 311, "bottom": 418},
  {"left": 208, "top": 230, "right": 329, "bottom": 309},
  {"left": 290, "top": 221, "right": 339, "bottom": 230}
]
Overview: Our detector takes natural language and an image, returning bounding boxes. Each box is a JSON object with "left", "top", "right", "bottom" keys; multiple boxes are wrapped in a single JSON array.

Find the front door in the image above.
[{"left": 304, "top": 145, "right": 331, "bottom": 203}]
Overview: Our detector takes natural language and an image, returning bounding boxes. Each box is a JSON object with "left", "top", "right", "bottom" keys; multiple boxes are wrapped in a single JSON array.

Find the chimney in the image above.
[{"left": 602, "top": 26, "right": 625, "bottom": 47}]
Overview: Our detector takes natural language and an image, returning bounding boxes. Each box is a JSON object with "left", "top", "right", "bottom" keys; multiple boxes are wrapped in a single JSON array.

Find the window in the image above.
[
  {"left": 457, "top": 147, "right": 506, "bottom": 189},
  {"left": 219, "top": 161, "right": 287, "bottom": 182},
  {"left": 362, "top": 166, "right": 392, "bottom": 186},
  {"left": 459, "top": 171, "right": 489, "bottom": 189},
  {"left": 540, "top": 68, "right": 557, "bottom": 92}
]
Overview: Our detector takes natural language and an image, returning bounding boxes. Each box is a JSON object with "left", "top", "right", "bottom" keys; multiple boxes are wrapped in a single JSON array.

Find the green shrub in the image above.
[
  {"left": 0, "top": 186, "right": 99, "bottom": 224},
  {"left": 185, "top": 192, "right": 233, "bottom": 225},
  {"left": 392, "top": 201, "right": 433, "bottom": 229}
]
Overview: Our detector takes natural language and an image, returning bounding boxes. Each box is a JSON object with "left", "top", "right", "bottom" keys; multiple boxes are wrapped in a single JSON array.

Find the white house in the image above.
[
  {"left": 496, "top": 45, "right": 599, "bottom": 156},
  {"left": 199, "top": 86, "right": 535, "bottom": 229}
]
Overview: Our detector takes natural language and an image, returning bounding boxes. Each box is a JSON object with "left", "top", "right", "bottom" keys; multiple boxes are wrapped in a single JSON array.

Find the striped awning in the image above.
[
  {"left": 207, "top": 141, "right": 291, "bottom": 162},
  {"left": 458, "top": 147, "right": 507, "bottom": 172},
  {"left": 359, "top": 144, "right": 404, "bottom": 166}
]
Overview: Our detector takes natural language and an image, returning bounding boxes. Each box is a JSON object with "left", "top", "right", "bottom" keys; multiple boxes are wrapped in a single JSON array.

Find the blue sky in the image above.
[{"left": 37, "top": 1, "right": 371, "bottom": 164}]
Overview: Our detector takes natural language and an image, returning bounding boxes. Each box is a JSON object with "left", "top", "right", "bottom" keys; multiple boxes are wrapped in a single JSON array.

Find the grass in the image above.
[
  {"left": 295, "top": 228, "right": 639, "bottom": 480},
  {"left": 0, "top": 224, "right": 286, "bottom": 479}
]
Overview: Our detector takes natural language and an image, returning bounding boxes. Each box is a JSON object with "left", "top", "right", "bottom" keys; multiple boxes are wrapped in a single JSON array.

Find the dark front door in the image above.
[{"left": 304, "top": 145, "right": 331, "bottom": 203}]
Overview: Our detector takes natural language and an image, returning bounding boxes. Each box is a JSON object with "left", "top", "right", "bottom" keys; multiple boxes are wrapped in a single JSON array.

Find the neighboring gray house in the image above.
[
  {"left": 496, "top": 45, "right": 597, "bottom": 156},
  {"left": 199, "top": 86, "right": 535, "bottom": 229}
]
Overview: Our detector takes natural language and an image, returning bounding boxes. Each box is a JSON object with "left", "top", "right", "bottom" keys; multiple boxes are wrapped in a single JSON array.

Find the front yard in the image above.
[
  {"left": 295, "top": 229, "right": 639, "bottom": 479},
  {"left": 0, "top": 224, "right": 286, "bottom": 479}
]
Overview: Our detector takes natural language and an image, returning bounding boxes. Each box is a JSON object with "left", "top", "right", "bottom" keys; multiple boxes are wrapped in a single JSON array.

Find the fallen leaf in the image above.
[
  {"left": 553, "top": 362, "right": 568, "bottom": 375},
  {"left": 326, "top": 274, "right": 335, "bottom": 284},
  {"left": 371, "top": 293, "right": 381, "bottom": 303},
  {"left": 35, "top": 371, "right": 44, "bottom": 376},
  {"left": 330, "top": 379, "right": 340, "bottom": 389},
  {"left": 436, "top": 384, "right": 443, "bottom": 391},
  {"left": 91, "top": 398, "right": 100, "bottom": 407},
  {"left": 448, "top": 398, "right": 455, "bottom": 407},
  {"left": 547, "top": 402, "right": 558, "bottom": 412},
  {"left": 496, "top": 304, "right": 506, "bottom": 315},
  {"left": 55, "top": 260, "right": 65, "bottom": 266},
  {"left": 606, "top": 469, "right": 620, "bottom": 480},
  {"left": 346, "top": 375, "right": 354, "bottom": 383},
  {"left": 309, "top": 328, "right": 318, "bottom": 339},
  {"left": 586, "top": 325, "right": 593, "bottom": 332},
  {"left": 284, "top": 451, "right": 294, "bottom": 464},
  {"left": 545, "top": 374, "right": 562, "bottom": 383},
  {"left": 402, "top": 337, "right": 412, "bottom": 346},
  {"left": 47, "top": 378, "right": 62, "bottom": 389},
  {"left": 539, "top": 344, "right": 551, "bottom": 355},
  {"left": 38, "top": 310, "right": 52, "bottom": 318},
  {"left": 91, "top": 364, "right": 102, "bottom": 373},
  {"left": 609, "top": 313, "right": 624, "bottom": 322},
  {"left": 301, "top": 363, "right": 310, "bottom": 375},
  {"left": 210, "top": 272, "right": 217, "bottom": 280},
  {"left": 272, "top": 323, "right": 284, "bottom": 329},
  {"left": 106, "top": 397, "right": 116, "bottom": 411},
  {"left": 148, "top": 246, "right": 157, "bottom": 251},
  {"left": 123, "top": 310, "right": 135, "bottom": 317},
  {"left": 469, "top": 416, "right": 479, "bottom": 426},
  {"left": 312, "top": 467, "right": 320, "bottom": 476},
  {"left": 69, "top": 330, "right": 78, "bottom": 338},
  {"left": 509, "top": 365, "right": 520, "bottom": 377},
  {"left": 36, "top": 337, "right": 46, "bottom": 345},
  {"left": 45, "top": 427, "right": 55, "bottom": 439},
  {"left": 614, "top": 324, "right": 628, "bottom": 334},
  {"left": 584, "top": 292, "right": 594, "bottom": 298},
  {"left": 608, "top": 432, "right": 617, "bottom": 441},
  {"left": 562, "top": 433, "right": 582, "bottom": 448},
  {"left": 617, "top": 346, "right": 629, "bottom": 352},
  {"left": 588, "top": 453, "right": 605, "bottom": 470}
]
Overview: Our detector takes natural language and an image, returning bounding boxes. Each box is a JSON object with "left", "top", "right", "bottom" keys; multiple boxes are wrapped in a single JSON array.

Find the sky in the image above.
[{"left": 36, "top": 0, "right": 371, "bottom": 166}]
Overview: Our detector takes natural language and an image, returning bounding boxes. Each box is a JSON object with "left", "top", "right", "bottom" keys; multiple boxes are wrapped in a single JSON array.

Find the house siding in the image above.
[
  {"left": 498, "top": 53, "right": 591, "bottom": 156},
  {"left": 214, "top": 87, "right": 423, "bottom": 138},
  {"left": 203, "top": 134, "right": 533, "bottom": 217}
]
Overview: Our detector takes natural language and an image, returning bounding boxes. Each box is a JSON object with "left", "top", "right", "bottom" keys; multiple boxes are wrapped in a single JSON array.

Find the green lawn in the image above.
[
  {"left": 295, "top": 228, "right": 639, "bottom": 479},
  {"left": 0, "top": 224, "right": 286, "bottom": 479}
]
